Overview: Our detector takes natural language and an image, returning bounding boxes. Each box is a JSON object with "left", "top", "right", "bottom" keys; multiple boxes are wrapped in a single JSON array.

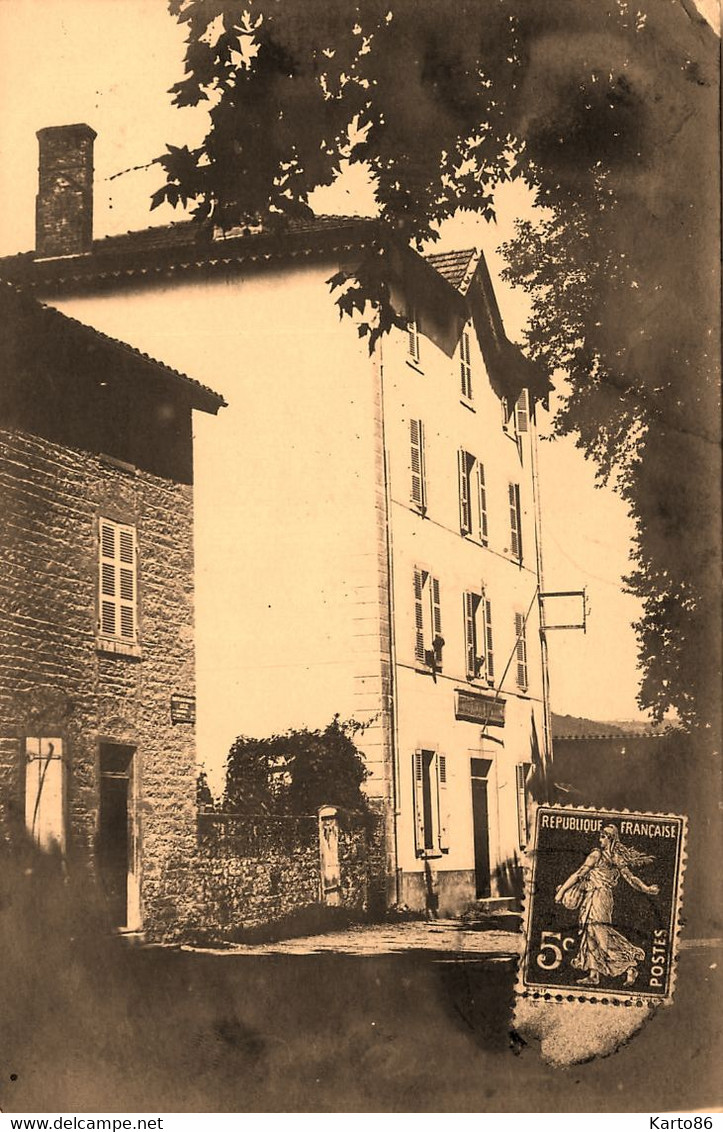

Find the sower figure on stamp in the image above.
[{"left": 555, "top": 824, "right": 660, "bottom": 987}]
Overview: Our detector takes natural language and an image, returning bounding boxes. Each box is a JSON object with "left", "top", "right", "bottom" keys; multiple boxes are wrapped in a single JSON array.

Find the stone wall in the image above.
[
  {"left": 0, "top": 426, "right": 199, "bottom": 935},
  {"left": 151, "top": 810, "right": 371, "bottom": 944}
]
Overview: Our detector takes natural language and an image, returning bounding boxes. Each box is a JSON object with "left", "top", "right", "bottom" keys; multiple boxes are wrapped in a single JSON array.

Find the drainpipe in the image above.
[
  {"left": 375, "top": 337, "right": 402, "bottom": 905},
  {"left": 529, "top": 397, "right": 554, "bottom": 792}
]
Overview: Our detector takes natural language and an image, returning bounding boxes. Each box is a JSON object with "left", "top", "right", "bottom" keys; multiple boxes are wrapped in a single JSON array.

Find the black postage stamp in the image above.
[{"left": 518, "top": 806, "right": 687, "bottom": 1004}]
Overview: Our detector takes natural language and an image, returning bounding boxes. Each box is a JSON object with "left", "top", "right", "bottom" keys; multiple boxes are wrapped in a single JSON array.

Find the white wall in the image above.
[
  {"left": 52, "top": 262, "right": 387, "bottom": 793},
  {"left": 380, "top": 310, "right": 545, "bottom": 888}
]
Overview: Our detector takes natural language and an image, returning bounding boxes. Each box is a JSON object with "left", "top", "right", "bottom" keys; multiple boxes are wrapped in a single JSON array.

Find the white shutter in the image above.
[
  {"left": 515, "top": 389, "right": 529, "bottom": 433},
  {"left": 436, "top": 753, "right": 449, "bottom": 852},
  {"left": 464, "top": 592, "right": 476, "bottom": 679},
  {"left": 460, "top": 328, "right": 472, "bottom": 399},
  {"left": 413, "top": 569, "right": 425, "bottom": 663},
  {"left": 99, "top": 519, "right": 137, "bottom": 642},
  {"left": 477, "top": 461, "right": 488, "bottom": 544},
  {"left": 516, "top": 762, "right": 530, "bottom": 848},
  {"left": 509, "top": 484, "right": 521, "bottom": 561},
  {"left": 431, "top": 576, "right": 442, "bottom": 666},
  {"left": 25, "top": 737, "right": 65, "bottom": 853},
  {"left": 515, "top": 611, "right": 528, "bottom": 690},
  {"left": 484, "top": 598, "right": 495, "bottom": 684},
  {"left": 413, "top": 751, "right": 425, "bottom": 856},
  {"left": 458, "top": 450, "right": 471, "bottom": 534},
  {"left": 407, "top": 314, "right": 420, "bottom": 363},
  {"left": 410, "top": 418, "right": 426, "bottom": 511}
]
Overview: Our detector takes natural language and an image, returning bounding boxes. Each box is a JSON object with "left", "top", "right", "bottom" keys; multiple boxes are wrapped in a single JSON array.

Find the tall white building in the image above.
[{"left": 0, "top": 124, "right": 554, "bottom": 915}]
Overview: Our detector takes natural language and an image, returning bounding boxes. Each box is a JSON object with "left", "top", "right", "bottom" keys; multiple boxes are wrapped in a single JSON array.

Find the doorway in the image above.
[
  {"left": 98, "top": 744, "right": 136, "bottom": 928},
  {"left": 470, "top": 757, "right": 493, "bottom": 899}
]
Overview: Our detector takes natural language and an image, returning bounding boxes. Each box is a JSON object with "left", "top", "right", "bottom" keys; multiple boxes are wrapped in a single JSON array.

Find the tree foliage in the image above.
[
  {"left": 222, "top": 716, "right": 370, "bottom": 815},
  {"left": 157, "top": 0, "right": 720, "bottom": 728}
]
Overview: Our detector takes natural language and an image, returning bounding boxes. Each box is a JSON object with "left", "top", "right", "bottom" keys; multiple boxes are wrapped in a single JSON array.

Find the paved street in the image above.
[
  {"left": 3, "top": 911, "right": 719, "bottom": 1113},
  {"left": 182, "top": 919, "right": 523, "bottom": 957}
]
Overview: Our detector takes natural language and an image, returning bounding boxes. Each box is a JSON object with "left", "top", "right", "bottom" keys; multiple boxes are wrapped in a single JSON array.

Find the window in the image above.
[
  {"left": 516, "top": 762, "right": 532, "bottom": 848},
  {"left": 99, "top": 519, "right": 138, "bottom": 642},
  {"left": 460, "top": 326, "right": 472, "bottom": 400},
  {"left": 25, "top": 737, "right": 65, "bottom": 853},
  {"left": 410, "top": 418, "right": 427, "bottom": 513},
  {"left": 458, "top": 450, "right": 488, "bottom": 543},
  {"left": 515, "top": 611, "right": 529, "bottom": 691},
  {"left": 407, "top": 312, "right": 420, "bottom": 364},
  {"left": 413, "top": 568, "right": 443, "bottom": 669},
  {"left": 463, "top": 591, "right": 495, "bottom": 684},
  {"left": 412, "top": 750, "right": 449, "bottom": 856},
  {"left": 508, "top": 483, "right": 523, "bottom": 562}
]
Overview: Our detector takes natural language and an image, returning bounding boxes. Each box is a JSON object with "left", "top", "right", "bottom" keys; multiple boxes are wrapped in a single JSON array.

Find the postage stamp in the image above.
[{"left": 518, "top": 805, "right": 687, "bottom": 1004}]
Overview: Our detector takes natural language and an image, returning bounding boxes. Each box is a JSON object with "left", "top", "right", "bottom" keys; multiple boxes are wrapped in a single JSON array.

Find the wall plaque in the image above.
[{"left": 170, "top": 694, "right": 196, "bottom": 724}]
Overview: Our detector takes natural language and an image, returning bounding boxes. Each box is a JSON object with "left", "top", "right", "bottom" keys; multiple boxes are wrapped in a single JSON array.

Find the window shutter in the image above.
[
  {"left": 410, "top": 418, "right": 426, "bottom": 510},
  {"left": 99, "top": 519, "right": 137, "bottom": 641},
  {"left": 516, "top": 762, "right": 530, "bottom": 848},
  {"left": 464, "top": 592, "right": 476, "bottom": 679},
  {"left": 25, "top": 738, "right": 65, "bottom": 853},
  {"left": 407, "top": 315, "right": 419, "bottom": 363},
  {"left": 515, "top": 611, "right": 528, "bottom": 690},
  {"left": 515, "top": 389, "right": 529, "bottom": 433},
  {"left": 436, "top": 753, "right": 449, "bottom": 851},
  {"left": 413, "top": 569, "right": 425, "bottom": 663},
  {"left": 413, "top": 751, "right": 425, "bottom": 856},
  {"left": 100, "top": 521, "right": 117, "bottom": 636},
  {"left": 431, "top": 576, "right": 442, "bottom": 665},
  {"left": 460, "top": 328, "right": 472, "bottom": 399},
  {"left": 509, "top": 483, "right": 522, "bottom": 561},
  {"left": 484, "top": 598, "right": 495, "bottom": 683},
  {"left": 458, "top": 450, "right": 471, "bottom": 534},
  {"left": 477, "top": 462, "right": 488, "bottom": 544}
]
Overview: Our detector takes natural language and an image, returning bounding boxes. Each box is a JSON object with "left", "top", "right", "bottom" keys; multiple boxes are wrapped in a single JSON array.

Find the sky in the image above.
[{"left": 0, "top": 0, "right": 683, "bottom": 724}]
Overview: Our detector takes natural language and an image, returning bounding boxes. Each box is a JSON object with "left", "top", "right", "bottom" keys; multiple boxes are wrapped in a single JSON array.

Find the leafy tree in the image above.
[
  {"left": 223, "top": 716, "right": 370, "bottom": 814},
  {"left": 156, "top": 0, "right": 720, "bottom": 728}
]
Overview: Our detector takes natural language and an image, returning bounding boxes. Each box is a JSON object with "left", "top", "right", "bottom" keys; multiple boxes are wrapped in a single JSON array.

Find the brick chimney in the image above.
[{"left": 36, "top": 124, "right": 96, "bottom": 259}]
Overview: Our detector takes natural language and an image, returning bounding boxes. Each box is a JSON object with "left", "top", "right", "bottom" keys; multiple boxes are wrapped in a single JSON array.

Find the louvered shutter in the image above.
[
  {"left": 458, "top": 450, "right": 471, "bottom": 534},
  {"left": 484, "top": 598, "right": 495, "bottom": 683},
  {"left": 99, "top": 519, "right": 137, "bottom": 641},
  {"left": 100, "top": 521, "right": 117, "bottom": 636},
  {"left": 515, "top": 389, "right": 529, "bottom": 433},
  {"left": 413, "top": 569, "right": 425, "bottom": 663},
  {"left": 464, "top": 592, "right": 476, "bottom": 678},
  {"left": 410, "top": 418, "right": 426, "bottom": 510},
  {"left": 516, "top": 762, "right": 530, "bottom": 847},
  {"left": 515, "top": 612, "right": 528, "bottom": 690},
  {"left": 118, "top": 527, "right": 136, "bottom": 640},
  {"left": 431, "top": 576, "right": 442, "bottom": 665},
  {"left": 477, "top": 462, "right": 488, "bottom": 544},
  {"left": 436, "top": 753, "right": 449, "bottom": 851},
  {"left": 413, "top": 751, "right": 425, "bottom": 856},
  {"left": 460, "top": 328, "right": 472, "bottom": 399},
  {"left": 509, "top": 484, "right": 521, "bottom": 561},
  {"left": 407, "top": 315, "right": 419, "bottom": 362}
]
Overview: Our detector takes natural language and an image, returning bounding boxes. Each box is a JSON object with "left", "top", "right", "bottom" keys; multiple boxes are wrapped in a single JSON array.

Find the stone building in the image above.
[
  {"left": 0, "top": 123, "right": 554, "bottom": 918},
  {"left": 0, "top": 278, "right": 225, "bottom": 935}
]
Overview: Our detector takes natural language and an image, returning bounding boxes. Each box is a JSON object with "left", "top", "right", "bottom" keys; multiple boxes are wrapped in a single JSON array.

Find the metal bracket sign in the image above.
[
  {"left": 539, "top": 590, "right": 587, "bottom": 632},
  {"left": 170, "top": 694, "right": 196, "bottom": 724}
]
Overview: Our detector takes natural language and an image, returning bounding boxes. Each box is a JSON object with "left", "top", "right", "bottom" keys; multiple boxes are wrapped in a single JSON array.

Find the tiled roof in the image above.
[
  {"left": 0, "top": 215, "right": 380, "bottom": 293},
  {"left": 425, "top": 248, "right": 480, "bottom": 294},
  {"left": 0, "top": 280, "right": 226, "bottom": 413}
]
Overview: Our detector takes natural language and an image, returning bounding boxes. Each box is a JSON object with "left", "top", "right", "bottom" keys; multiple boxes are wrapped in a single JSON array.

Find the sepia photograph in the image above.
[{"left": 0, "top": 0, "right": 720, "bottom": 1116}]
